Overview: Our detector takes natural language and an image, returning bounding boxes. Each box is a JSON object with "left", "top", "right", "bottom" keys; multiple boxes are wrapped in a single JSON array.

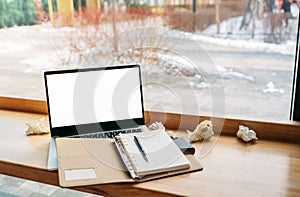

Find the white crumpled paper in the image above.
[
  {"left": 236, "top": 125, "right": 258, "bottom": 142},
  {"left": 148, "top": 121, "right": 165, "bottom": 131},
  {"left": 186, "top": 120, "right": 214, "bottom": 142},
  {"left": 26, "top": 117, "right": 50, "bottom": 135}
]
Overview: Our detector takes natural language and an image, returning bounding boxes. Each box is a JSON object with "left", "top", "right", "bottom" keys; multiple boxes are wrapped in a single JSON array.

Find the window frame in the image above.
[
  {"left": 0, "top": 96, "right": 300, "bottom": 143},
  {"left": 1, "top": 11, "right": 300, "bottom": 141},
  {"left": 291, "top": 15, "right": 300, "bottom": 121}
]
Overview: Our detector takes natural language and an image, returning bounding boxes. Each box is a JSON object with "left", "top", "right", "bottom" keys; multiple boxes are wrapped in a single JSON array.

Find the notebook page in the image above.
[{"left": 118, "top": 130, "right": 190, "bottom": 176}]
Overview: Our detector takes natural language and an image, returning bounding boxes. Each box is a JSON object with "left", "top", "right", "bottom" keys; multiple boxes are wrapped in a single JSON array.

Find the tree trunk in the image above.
[
  {"left": 78, "top": 0, "right": 82, "bottom": 16},
  {"left": 112, "top": 0, "right": 118, "bottom": 52},
  {"left": 48, "top": 0, "right": 54, "bottom": 25},
  {"left": 215, "top": 0, "right": 220, "bottom": 34}
]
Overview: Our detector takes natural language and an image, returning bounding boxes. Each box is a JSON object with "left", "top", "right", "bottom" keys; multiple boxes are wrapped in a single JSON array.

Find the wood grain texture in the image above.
[
  {"left": 145, "top": 111, "right": 300, "bottom": 144},
  {"left": 0, "top": 97, "right": 48, "bottom": 114},
  {"left": 0, "top": 110, "right": 300, "bottom": 196},
  {"left": 0, "top": 110, "right": 49, "bottom": 169},
  {"left": 0, "top": 110, "right": 179, "bottom": 197},
  {"left": 0, "top": 162, "right": 178, "bottom": 197},
  {"left": 137, "top": 135, "right": 300, "bottom": 197},
  {"left": 1, "top": 97, "right": 300, "bottom": 143}
]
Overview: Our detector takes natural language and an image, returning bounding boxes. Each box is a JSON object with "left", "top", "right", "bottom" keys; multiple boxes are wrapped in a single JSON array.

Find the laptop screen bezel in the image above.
[{"left": 44, "top": 64, "right": 145, "bottom": 137}]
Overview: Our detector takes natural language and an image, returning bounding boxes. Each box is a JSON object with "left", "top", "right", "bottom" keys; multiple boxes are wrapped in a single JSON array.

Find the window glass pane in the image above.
[
  {"left": 0, "top": 0, "right": 298, "bottom": 122},
  {"left": 292, "top": 19, "right": 300, "bottom": 120}
]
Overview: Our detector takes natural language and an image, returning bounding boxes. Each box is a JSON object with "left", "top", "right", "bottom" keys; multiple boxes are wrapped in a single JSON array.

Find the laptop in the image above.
[{"left": 44, "top": 64, "right": 148, "bottom": 170}]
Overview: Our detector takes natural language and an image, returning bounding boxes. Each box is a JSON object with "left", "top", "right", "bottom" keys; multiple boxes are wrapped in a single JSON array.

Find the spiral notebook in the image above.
[
  {"left": 56, "top": 133, "right": 203, "bottom": 187},
  {"left": 114, "top": 130, "right": 190, "bottom": 178}
]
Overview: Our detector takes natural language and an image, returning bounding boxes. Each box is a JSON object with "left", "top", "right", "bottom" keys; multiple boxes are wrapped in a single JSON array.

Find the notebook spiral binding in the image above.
[{"left": 115, "top": 136, "right": 139, "bottom": 179}]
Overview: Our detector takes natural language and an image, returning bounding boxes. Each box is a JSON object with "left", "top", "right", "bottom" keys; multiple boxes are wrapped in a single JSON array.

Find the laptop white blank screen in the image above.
[{"left": 46, "top": 67, "right": 143, "bottom": 128}]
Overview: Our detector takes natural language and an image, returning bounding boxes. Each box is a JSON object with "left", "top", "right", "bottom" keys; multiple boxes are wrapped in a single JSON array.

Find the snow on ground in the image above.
[
  {"left": 0, "top": 14, "right": 298, "bottom": 75},
  {"left": 0, "top": 15, "right": 296, "bottom": 120},
  {"left": 263, "top": 81, "right": 285, "bottom": 94},
  {"left": 193, "top": 14, "right": 298, "bottom": 56},
  {"left": 192, "top": 32, "right": 296, "bottom": 56},
  {"left": 0, "top": 43, "right": 30, "bottom": 54}
]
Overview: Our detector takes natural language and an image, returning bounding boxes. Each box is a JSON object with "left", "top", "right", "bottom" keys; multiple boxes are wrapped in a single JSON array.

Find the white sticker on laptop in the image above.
[{"left": 65, "top": 168, "right": 97, "bottom": 181}]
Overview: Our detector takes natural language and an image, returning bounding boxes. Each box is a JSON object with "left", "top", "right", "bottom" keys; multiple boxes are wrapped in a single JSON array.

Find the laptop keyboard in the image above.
[{"left": 70, "top": 128, "right": 142, "bottom": 139}]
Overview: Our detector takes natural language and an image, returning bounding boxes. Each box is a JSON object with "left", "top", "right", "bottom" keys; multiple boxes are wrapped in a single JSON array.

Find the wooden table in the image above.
[{"left": 0, "top": 109, "right": 300, "bottom": 197}]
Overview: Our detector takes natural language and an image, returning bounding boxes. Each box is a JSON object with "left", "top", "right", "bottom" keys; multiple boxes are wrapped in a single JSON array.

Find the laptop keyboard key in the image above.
[{"left": 72, "top": 128, "right": 143, "bottom": 139}]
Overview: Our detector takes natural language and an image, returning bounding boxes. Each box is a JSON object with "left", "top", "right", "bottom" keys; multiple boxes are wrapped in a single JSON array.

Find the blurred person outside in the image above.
[{"left": 281, "top": 0, "right": 292, "bottom": 26}]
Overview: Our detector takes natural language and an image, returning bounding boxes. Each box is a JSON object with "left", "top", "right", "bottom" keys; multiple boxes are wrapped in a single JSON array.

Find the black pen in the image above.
[{"left": 133, "top": 136, "right": 148, "bottom": 162}]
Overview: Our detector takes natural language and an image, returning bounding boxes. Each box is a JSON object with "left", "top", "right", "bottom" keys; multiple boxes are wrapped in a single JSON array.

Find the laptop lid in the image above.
[{"left": 44, "top": 64, "right": 145, "bottom": 137}]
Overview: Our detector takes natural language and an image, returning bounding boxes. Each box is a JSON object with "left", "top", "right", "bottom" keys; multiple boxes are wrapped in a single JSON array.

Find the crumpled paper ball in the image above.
[
  {"left": 236, "top": 125, "right": 258, "bottom": 142},
  {"left": 186, "top": 120, "right": 214, "bottom": 142},
  {"left": 26, "top": 117, "right": 50, "bottom": 136},
  {"left": 148, "top": 121, "right": 165, "bottom": 132}
]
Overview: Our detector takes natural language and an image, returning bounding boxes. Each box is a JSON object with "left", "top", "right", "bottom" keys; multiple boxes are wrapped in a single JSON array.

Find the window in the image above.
[
  {"left": 292, "top": 17, "right": 300, "bottom": 121},
  {"left": 0, "top": 0, "right": 299, "bottom": 122}
]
